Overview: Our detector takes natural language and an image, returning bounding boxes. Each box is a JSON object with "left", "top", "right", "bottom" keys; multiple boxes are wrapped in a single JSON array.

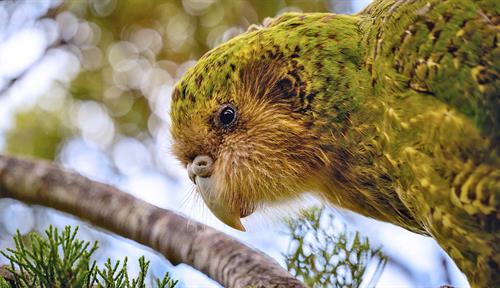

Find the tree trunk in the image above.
[{"left": 0, "top": 154, "right": 305, "bottom": 288}]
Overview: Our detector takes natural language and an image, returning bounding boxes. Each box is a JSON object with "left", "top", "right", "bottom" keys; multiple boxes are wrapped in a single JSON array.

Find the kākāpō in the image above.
[{"left": 169, "top": 0, "right": 499, "bottom": 286}]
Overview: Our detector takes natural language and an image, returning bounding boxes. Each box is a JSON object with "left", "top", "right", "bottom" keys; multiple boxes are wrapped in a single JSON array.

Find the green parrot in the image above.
[{"left": 170, "top": 0, "right": 499, "bottom": 286}]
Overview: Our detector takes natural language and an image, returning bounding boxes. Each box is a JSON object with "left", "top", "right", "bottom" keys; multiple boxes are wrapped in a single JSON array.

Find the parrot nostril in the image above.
[{"left": 189, "top": 155, "right": 214, "bottom": 180}]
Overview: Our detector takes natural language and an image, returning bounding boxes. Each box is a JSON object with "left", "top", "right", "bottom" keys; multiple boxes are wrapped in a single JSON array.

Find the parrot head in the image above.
[{"left": 170, "top": 13, "right": 358, "bottom": 230}]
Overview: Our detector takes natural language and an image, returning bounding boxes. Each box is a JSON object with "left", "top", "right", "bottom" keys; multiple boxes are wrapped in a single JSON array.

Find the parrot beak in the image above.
[{"left": 195, "top": 176, "right": 246, "bottom": 231}]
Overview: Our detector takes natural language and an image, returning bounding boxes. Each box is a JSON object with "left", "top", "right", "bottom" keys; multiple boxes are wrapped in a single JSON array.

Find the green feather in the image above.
[{"left": 171, "top": 1, "right": 500, "bottom": 286}]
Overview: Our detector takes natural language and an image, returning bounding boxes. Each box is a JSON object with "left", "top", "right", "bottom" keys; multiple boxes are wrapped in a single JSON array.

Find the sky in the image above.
[{"left": 0, "top": 1, "right": 470, "bottom": 287}]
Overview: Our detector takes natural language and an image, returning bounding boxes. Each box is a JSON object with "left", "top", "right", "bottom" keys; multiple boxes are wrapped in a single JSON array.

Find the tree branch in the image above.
[{"left": 0, "top": 154, "right": 305, "bottom": 288}]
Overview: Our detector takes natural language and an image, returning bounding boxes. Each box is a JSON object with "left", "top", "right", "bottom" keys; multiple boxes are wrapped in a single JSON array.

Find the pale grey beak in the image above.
[
  {"left": 196, "top": 176, "right": 245, "bottom": 231},
  {"left": 187, "top": 155, "right": 245, "bottom": 231}
]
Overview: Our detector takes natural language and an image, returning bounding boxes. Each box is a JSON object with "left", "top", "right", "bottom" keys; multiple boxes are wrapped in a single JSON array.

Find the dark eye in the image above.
[{"left": 218, "top": 104, "right": 237, "bottom": 127}]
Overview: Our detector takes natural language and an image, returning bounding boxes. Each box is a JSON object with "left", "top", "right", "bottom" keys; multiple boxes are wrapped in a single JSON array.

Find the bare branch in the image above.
[{"left": 0, "top": 154, "right": 305, "bottom": 288}]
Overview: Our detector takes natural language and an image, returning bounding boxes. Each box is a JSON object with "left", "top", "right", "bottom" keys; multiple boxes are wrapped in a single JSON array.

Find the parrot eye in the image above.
[{"left": 218, "top": 104, "right": 237, "bottom": 128}]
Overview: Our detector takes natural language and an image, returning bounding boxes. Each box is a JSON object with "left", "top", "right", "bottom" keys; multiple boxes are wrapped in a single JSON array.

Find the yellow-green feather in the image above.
[{"left": 171, "top": 0, "right": 499, "bottom": 286}]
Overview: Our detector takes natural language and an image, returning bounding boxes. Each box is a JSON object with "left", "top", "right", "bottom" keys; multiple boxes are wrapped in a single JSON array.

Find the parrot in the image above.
[{"left": 169, "top": 0, "right": 499, "bottom": 286}]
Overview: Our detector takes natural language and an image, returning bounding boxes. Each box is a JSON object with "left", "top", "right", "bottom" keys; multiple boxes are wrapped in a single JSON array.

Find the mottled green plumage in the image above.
[{"left": 170, "top": 0, "right": 499, "bottom": 286}]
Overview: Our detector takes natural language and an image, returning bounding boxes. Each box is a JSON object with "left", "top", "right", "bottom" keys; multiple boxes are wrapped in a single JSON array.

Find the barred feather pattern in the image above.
[{"left": 170, "top": 1, "right": 499, "bottom": 286}]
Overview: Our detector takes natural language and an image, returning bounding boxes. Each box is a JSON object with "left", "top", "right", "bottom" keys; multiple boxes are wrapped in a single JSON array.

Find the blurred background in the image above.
[{"left": 0, "top": 0, "right": 470, "bottom": 287}]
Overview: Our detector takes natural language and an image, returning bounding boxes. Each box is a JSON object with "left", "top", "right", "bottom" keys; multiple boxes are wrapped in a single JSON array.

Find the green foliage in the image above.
[
  {"left": 0, "top": 226, "right": 178, "bottom": 288},
  {"left": 4, "top": 0, "right": 333, "bottom": 160},
  {"left": 0, "top": 277, "right": 9, "bottom": 288},
  {"left": 285, "top": 207, "right": 387, "bottom": 288},
  {"left": 5, "top": 107, "right": 70, "bottom": 160}
]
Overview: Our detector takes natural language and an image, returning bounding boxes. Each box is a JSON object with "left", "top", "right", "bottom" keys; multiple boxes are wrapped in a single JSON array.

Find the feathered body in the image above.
[{"left": 170, "top": 0, "right": 499, "bottom": 286}]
